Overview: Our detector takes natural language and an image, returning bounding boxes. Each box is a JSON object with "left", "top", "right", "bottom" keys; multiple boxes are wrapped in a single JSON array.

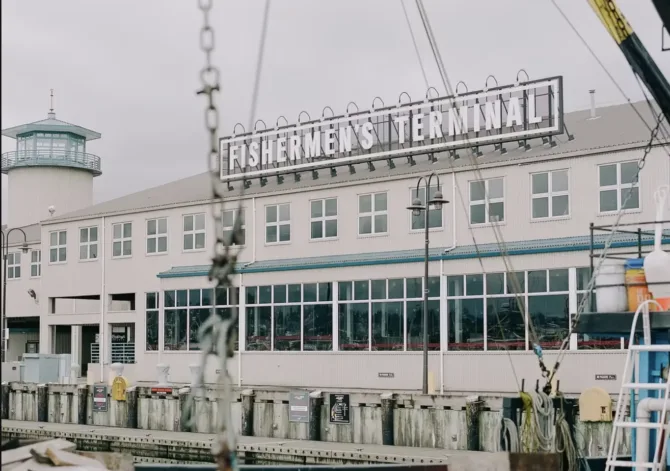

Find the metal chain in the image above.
[
  {"left": 181, "top": 2, "right": 245, "bottom": 470},
  {"left": 545, "top": 112, "right": 665, "bottom": 388}
]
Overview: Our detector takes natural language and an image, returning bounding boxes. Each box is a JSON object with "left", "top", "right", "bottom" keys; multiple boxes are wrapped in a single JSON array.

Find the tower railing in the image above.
[{"left": 1, "top": 150, "right": 102, "bottom": 175}]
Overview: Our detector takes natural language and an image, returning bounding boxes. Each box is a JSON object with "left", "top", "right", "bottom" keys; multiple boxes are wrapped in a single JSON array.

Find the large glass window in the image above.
[
  {"left": 485, "top": 272, "right": 526, "bottom": 351},
  {"left": 303, "top": 282, "right": 333, "bottom": 350},
  {"left": 223, "top": 208, "right": 245, "bottom": 246},
  {"left": 246, "top": 286, "right": 272, "bottom": 350},
  {"left": 49, "top": 230, "right": 67, "bottom": 263},
  {"left": 531, "top": 170, "right": 569, "bottom": 219},
  {"left": 183, "top": 213, "right": 206, "bottom": 251},
  {"left": 147, "top": 218, "right": 168, "bottom": 254},
  {"left": 447, "top": 275, "right": 484, "bottom": 350},
  {"left": 404, "top": 276, "right": 440, "bottom": 350},
  {"left": 163, "top": 287, "right": 238, "bottom": 351},
  {"left": 598, "top": 161, "right": 640, "bottom": 213},
  {"left": 527, "top": 269, "right": 569, "bottom": 350},
  {"left": 310, "top": 198, "right": 338, "bottom": 240},
  {"left": 469, "top": 178, "right": 504, "bottom": 224},
  {"left": 146, "top": 292, "right": 159, "bottom": 351},
  {"left": 79, "top": 226, "right": 99, "bottom": 260},
  {"left": 30, "top": 250, "right": 41, "bottom": 278},
  {"left": 576, "top": 267, "right": 621, "bottom": 350},
  {"left": 410, "top": 186, "right": 442, "bottom": 230},
  {"left": 266, "top": 204, "right": 291, "bottom": 243},
  {"left": 6, "top": 253, "right": 21, "bottom": 279},
  {"left": 112, "top": 222, "right": 132, "bottom": 258},
  {"left": 273, "top": 284, "right": 302, "bottom": 351},
  {"left": 358, "top": 192, "right": 388, "bottom": 235}
]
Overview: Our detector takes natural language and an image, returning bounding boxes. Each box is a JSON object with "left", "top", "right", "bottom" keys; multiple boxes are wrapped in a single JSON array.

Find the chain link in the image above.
[
  {"left": 545, "top": 112, "right": 665, "bottom": 388},
  {"left": 181, "top": 2, "right": 246, "bottom": 470}
]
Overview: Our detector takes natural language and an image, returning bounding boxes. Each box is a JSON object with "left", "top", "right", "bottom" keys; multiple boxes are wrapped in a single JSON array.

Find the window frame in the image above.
[
  {"left": 357, "top": 191, "right": 389, "bottom": 237},
  {"left": 468, "top": 177, "right": 505, "bottom": 226},
  {"left": 30, "top": 250, "right": 41, "bottom": 278},
  {"left": 598, "top": 160, "right": 641, "bottom": 214},
  {"left": 48, "top": 230, "right": 67, "bottom": 264},
  {"left": 182, "top": 213, "right": 206, "bottom": 252},
  {"left": 146, "top": 217, "right": 168, "bottom": 255},
  {"left": 6, "top": 252, "right": 21, "bottom": 280},
  {"left": 222, "top": 208, "right": 246, "bottom": 246},
  {"left": 409, "top": 186, "right": 443, "bottom": 232},
  {"left": 79, "top": 226, "right": 99, "bottom": 261},
  {"left": 265, "top": 203, "right": 291, "bottom": 245},
  {"left": 309, "top": 197, "right": 338, "bottom": 241},
  {"left": 530, "top": 169, "right": 570, "bottom": 221},
  {"left": 112, "top": 222, "right": 132, "bottom": 259}
]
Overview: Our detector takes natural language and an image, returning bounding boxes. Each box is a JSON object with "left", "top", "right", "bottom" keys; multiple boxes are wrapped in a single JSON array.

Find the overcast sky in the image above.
[{"left": 2, "top": 0, "right": 668, "bottom": 224}]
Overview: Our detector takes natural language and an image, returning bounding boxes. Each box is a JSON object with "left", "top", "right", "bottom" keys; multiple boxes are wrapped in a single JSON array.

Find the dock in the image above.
[{"left": 2, "top": 419, "right": 527, "bottom": 471}]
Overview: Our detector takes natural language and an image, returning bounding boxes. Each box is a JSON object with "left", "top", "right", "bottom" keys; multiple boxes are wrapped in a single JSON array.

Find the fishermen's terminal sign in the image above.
[{"left": 219, "top": 76, "right": 563, "bottom": 181}]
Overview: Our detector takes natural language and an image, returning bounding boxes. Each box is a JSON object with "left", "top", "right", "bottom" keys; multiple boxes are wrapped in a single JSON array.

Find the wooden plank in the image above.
[{"left": 0, "top": 439, "right": 76, "bottom": 466}]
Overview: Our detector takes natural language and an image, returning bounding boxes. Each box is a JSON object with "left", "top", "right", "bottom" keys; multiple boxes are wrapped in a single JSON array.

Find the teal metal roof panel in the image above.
[
  {"left": 1, "top": 114, "right": 101, "bottom": 141},
  {"left": 156, "top": 232, "right": 670, "bottom": 278}
]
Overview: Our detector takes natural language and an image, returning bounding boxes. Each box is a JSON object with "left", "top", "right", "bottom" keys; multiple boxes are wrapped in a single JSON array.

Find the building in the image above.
[{"left": 1, "top": 80, "right": 669, "bottom": 395}]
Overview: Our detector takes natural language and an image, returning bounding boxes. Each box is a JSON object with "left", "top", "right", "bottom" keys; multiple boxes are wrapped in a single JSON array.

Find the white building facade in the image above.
[{"left": 2, "top": 92, "right": 669, "bottom": 395}]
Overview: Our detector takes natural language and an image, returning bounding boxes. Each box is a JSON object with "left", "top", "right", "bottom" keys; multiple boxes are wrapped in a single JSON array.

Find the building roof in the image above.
[
  {"left": 46, "top": 99, "right": 667, "bottom": 224},
  {"left": 0, "top": 223, "right": 42, "bottom": 246},
  {"left": 1, "top": 112, "right": 101, "bottom": 141},
  {"left": 157, "top": 231, "right": 670, "bottom": 277}
]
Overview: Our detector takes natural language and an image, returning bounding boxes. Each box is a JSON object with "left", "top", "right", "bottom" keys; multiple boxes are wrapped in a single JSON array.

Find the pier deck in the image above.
[{"left": 1, "top": 420, "right": 510, "bottom": 470}]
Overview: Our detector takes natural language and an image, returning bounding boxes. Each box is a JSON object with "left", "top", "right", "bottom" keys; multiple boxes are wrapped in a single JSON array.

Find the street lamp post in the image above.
[
  {"left": 1, "top": 228, "right": 29, "bottom": 363},
  {"left": 407, "top": 172, "right": 449, "bottom": 395}
]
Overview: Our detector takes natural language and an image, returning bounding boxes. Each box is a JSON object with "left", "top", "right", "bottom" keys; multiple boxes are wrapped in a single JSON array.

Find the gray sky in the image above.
[{"left": 2, "top": 0, "right": 668, "bottom": 224}]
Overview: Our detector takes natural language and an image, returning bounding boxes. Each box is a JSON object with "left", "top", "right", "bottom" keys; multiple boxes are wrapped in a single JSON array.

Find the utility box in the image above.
[
  {"left": 22, "top": 354, "right": 72, "bottom": 384},
  {"left": 1, "top": 361, "right": 23, "bottom": 382}
]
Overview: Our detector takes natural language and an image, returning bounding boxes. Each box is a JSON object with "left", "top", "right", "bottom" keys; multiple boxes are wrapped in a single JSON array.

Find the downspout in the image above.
[
  {"left": 238, "top": 272, "right": 243, "bottom": 388},
  {"left": 251, "top": 197, "right": 256, "bottom": 264},
  {"left": 440, "top": 171, "right": 458, "bottom": 395},
  {"left": 99, "top": 216, "right": 106, "bottom": 383},
  {"left": 635, "top": 397, "right": 669, "bottom": 471}
]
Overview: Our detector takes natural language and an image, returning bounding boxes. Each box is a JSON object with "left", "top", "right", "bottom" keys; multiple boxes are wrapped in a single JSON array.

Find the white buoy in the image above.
[{"left": 644, "top": 185, "right": 670, "bottom": 304}]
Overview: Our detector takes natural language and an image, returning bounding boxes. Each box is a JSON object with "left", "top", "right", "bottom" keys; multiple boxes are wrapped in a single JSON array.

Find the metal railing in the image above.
[
  {"left": 1, "top": 150, "right": 102, "bottom": 174},
  {"left": 91, "top": 342, "right": 135, "bottom": 364}
]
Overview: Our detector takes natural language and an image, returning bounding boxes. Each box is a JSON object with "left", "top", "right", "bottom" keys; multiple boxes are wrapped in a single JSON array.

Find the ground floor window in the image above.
[{"left": 151, "top": 266, "right": 620, "bottom": 353}]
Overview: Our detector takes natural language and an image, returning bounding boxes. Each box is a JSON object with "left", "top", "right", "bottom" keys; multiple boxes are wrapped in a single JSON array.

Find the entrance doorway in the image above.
[{"left": 81, "top": 325, "right": 99, "bottom": 377}]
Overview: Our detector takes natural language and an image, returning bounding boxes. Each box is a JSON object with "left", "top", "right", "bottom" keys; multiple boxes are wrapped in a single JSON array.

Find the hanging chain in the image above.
[
  {"left": 545, "top": 112, "right": 665, "bottom": 389},
  {"left": 181, "top": 2, "right": 245, "bottom": 470}
]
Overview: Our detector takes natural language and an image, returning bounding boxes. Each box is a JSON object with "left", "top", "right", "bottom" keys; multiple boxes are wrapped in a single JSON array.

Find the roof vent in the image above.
[{"left": 588, "top": 89, "right": 600, "bottom": 120}]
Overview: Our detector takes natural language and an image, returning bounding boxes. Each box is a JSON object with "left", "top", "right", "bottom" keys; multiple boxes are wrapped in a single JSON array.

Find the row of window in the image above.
[
  {"left": 144, "top": 268, "right": 620, "bottom": 354},
  {"left": 5, "top": 251, "right": 41, "bottom": 279},
  {"left": 6, "top": 160, "right": 641, "bottom": 273}
]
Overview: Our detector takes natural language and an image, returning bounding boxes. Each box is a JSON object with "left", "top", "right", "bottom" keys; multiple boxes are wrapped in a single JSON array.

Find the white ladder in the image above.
[{"left": 606, "top": 300, "right": 670, "bottom": 471}]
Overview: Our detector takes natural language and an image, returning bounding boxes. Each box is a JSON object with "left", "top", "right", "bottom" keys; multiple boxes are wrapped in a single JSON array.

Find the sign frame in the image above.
[
  {"left": 92, "top": 385, "right": 108, "bottom": 412},
  {"left": 219, "top": 76, "right": 564, "bottom": 182},
  {"left": 329, "top": 393, "right": 351, "bottom": 425},
  {"left": 288, "top": 390, "right": 310, "bottom": 423}
]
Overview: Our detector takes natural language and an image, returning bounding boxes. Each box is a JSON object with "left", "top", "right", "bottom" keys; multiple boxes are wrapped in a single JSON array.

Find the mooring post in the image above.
[
  {"left": 241, "top": 389, "right": 255, "bottom": 436},
  {"left": 380, "top": 392, "right": 396, "bottom": 446},
  {"left": 178, "top": 387, "right": 192, "bottom": 432},
  {"left": 465, "top": 395, "right": 482, "bottom": 451},
  {"left": 76, "top": 384, "right": 87, "bottom": 425},
  {"left": 37, "top": 384, "right": 48, "bottom": 422},
  {"left": 1, "top": 382, "right": 9, "bottom": 420},
  {"left": 126, "top": 386, "right": 138, "bottom": 429},
  {"left": 308, "top": 390, "right": 323, "bottom": 441}
]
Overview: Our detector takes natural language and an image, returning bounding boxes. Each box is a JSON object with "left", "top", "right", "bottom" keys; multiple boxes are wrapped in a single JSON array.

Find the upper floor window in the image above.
[
  {"left": 531, "top": 170, "right": 569, "bottom": 219},
  {"left": 30, "top": 250, "right": 41, "bottom": 277},
  {"left": 266, "top": 203, "right": 290, "bottom": 244},
  {"left": 469, "top": 178, "right": 504, "bottom": 225},
  {"left": 7, "top": 253, "right": 21, "bottom": 279},
  {"left": 183, "top": 213, "right": 206, "bottom": 251},
  {"left": 410, "top": 186, "right": 442, "bottom": 230},
  {"left": 79, "top": 226, "right": 99, "bottom": 260},
  {"left": 599, "top": 161, "right": 640, "bottom": 213},
  {"left": 223, "top": 209, "right": 245, "bottom": 246},
  {"left": 49, "top": 230, "right": 67, "bottom": 263},
  {"left": 112, "top": 222, "right": 132, "bottom": 258},
  {"left": 146, "top": 218, "right": 168, "bottom": 254},
  {"left": 358, "top": 192, "right": 388, "bottom": 235},
  {"left": 310, "top": 198, "right": 338, "bottom": 240}
]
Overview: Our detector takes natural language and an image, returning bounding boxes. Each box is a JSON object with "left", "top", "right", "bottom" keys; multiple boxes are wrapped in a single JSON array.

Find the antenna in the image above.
[{"left": 49, "top": 89, "right": 54, "bottom": 113}]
